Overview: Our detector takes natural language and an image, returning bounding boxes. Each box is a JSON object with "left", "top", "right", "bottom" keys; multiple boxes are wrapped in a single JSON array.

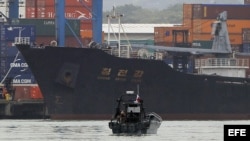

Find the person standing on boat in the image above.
[
  {"left": 120, "top": 110, "right": 126, "bottom": 123},
  {"left": 116, "top": 110, "right": 126, "bottom": 123}
]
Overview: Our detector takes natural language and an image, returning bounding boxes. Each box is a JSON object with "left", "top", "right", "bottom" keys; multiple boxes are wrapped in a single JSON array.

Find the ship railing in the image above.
[
  {"left": 195, "top": 58, "right": 249, "bottom": 68},
  {"left": 102, "top": 45, "right": 139, "bottom": 58},
  {"left": 102, "top": 45, "right": 165, "bottom": 60},
  {"left": 14, "top": 37, "right": 30, "bottom": 45}
]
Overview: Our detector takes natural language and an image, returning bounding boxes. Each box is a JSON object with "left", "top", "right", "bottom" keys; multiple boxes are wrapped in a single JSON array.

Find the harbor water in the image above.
[{"left": 0, "top": 120, "right": 249, "bottom": 141}]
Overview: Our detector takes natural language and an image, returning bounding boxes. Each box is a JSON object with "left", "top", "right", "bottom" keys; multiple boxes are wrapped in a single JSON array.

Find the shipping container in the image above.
[
  {"left": 191, "top": 4, "right": 250, "bottom": 19},
  {"left": 42, "top": 0, "right": 92, "bottom": 7},
  {"left": 80, "top": 30, "right": 92, "bottom": 38},
  {"left": 33, "top": 6, "right": 92, "bottom": 19},
  {"left": 1, "top": 25, "right": 36, "bottom": 41},
  {"left": 14, "top": 19, "right": 80, "bottom": 36},
  {"left": 154, "top": 26, "right": 192, "bottom": 47},
  {"left": 183, "top": 4, "right": 192, "bottom": 27},
  {"left": 25, "top": 3, "right": 92, "bottom": 19},
  {"left": 81, "top": 20, "right": 93, "bottom": 30},
  {"left": 245, "top": 0, "right": 250, "bottom": 4},
  {"left": 13, "top": 85, "right": 43, "bottom": 100},
  {"left": 243, "top": 28, "right": 250, "bottom": 43},
  {"left": 242, "top": 43, "right": 250, "bottom": 53},
  {"left": 26, "top": 0, "right": 39, "bottom": 7},
  {"left": 30, "top": 86, "right": 43, "bottom": 99},
  {"left": 0, "top": 46, "right": 36, "bottom": 85},
  {"left": 192, "top": 19, "right": 250, "bottom": 34}
]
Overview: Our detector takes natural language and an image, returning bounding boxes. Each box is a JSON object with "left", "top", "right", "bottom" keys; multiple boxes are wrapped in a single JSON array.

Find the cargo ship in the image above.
[{"left": 15, "top": 11, "right": 250, "bottom": 120}]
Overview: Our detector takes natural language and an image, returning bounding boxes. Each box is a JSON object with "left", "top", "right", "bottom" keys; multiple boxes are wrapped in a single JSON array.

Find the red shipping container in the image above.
[
  {"left": 26, "top": 0, "right": 36, "bottom": 7},
  {"left": 27, "top": 6, "right": 92, "bottom": 19},
  {"left": 30, "top": 86, "right": 44, "bottom": 99},
  {"left": 44, "top": 0, "right": 92, "bottom": 7},
  {"left": 81, "top": 20, "right": 93, "bottom": 30}
]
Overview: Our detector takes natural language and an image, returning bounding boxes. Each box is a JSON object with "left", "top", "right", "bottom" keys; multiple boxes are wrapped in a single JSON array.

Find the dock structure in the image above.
[{"left": 0, "top": 99, "right": 49, "bottom": 119}]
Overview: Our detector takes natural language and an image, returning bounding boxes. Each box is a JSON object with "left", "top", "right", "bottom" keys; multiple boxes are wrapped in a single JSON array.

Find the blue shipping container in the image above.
[
  {"left": 2, "top": 25, "right": 36, "bottom": 41},
  {"left": 0, "top": 47, "right": 36, "bottom": 84}
]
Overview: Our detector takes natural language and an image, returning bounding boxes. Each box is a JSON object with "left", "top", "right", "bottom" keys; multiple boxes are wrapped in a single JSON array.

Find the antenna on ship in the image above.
[
  {"left": 106, "top": 6, "right": 132, "bottom": 58},
  {"left": 107, "top": 6, "right": 123, "bottom": 57},
  {"left": 137, "top": 84, "right": 140, "bottom": 96}
]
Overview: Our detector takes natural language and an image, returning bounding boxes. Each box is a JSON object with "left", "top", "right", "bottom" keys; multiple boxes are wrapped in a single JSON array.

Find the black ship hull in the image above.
[{"left": 16, "top": 44, "right": 250, "bottom": 120}]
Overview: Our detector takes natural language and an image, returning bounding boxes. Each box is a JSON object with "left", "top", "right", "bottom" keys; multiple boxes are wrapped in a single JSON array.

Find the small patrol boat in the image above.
[{"left": 109, "top": 90, "right": 162, "bottom": 135}]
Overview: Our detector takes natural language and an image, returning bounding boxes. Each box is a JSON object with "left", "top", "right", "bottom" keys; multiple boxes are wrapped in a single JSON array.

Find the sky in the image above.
[{"left": 103, "top": 0, "right": 244, "bottom": 11}]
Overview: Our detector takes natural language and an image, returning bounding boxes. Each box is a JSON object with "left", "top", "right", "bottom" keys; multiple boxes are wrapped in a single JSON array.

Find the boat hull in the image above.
[{"left": 16, "top": 45, "right": 250, "bottom": 120}]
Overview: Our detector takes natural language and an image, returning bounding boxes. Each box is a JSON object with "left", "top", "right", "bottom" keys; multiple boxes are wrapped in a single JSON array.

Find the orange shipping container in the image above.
[
  {"left": 192, "top": 4, "right": 250, "bottom": 19},
  {"left": 30, "top": 86, "right": 43, "bottom": 99},
  {"left": 183, "top": 4, "right": 192, "bottom": 27},
  {"left": 14, "top": 86, "right": 43, "bottom": 100},
  {"left": 81, "top": 20, "right": 93, "bottom": 30},
  {"left": 81, "top": 30, "right": 92, "bottom": 38},
  {"left": 42, "top": 0, "right": 92, "bottom": 6},
  {"left": 154, "top": 26, "right": 192, "bottom": 46},
  {"left": 192, "top": 19, "right": 250, "bottom": 34}
]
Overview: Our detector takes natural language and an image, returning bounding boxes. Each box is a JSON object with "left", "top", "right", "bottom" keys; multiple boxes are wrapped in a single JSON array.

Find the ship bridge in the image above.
[{"left": 195, "top": 58, "right": 249, "bottom": 78}]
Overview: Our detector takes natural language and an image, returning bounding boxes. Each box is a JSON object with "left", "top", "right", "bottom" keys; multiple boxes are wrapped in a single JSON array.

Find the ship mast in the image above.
[{"left": 106, "top": 6, "right": 124, "bottom": 57}]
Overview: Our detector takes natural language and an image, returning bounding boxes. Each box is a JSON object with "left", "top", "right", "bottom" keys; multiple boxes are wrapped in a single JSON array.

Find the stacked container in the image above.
[
  {"left": 190, "top": 4, "right": 250, "bottom": 51},
  {"left": 25, "top": 0, "right": 93, "bottom": 46},
  {"left": 1, "top": 0, "right": 93, "bottom": 101},
  {"left": 155, "top": 4, "right": 250, "bottom": 51},
  {"left": 0, "top": 24, "right": 43, "bottom": 100}
]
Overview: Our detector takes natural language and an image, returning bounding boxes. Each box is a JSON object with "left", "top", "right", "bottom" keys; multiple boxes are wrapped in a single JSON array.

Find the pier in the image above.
[{"left": 0, "top": 99, "right": 49, "bottom": 119}]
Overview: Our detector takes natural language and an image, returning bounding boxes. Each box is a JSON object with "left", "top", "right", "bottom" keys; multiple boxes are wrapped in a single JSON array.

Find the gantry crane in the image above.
[
  {"left": 5, "top": 0, "right": 102, "bottom": 47},
  {"left": 55, "top": 0, "right": 103, "bottom": 47}
]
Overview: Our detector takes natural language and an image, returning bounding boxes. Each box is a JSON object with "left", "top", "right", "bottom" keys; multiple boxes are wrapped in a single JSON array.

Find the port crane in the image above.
[
  {"left": 0, "top": 0, "right": 103, "bottom": 47},
  {"left": 55, "top": 0, "right": 102, "bottom": 46}
]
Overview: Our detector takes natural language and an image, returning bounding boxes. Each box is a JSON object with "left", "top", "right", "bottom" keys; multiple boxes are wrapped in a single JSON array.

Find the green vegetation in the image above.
[{"left": 103, "top": 4, "right": 183, "bottom": 24}]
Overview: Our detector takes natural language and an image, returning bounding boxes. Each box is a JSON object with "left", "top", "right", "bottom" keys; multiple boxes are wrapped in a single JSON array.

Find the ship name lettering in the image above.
[
  {"left": 133, "top": 70, "right": 144, "bottom": 78},
  {"left": 101, "top": 68, "right": 111, "bottom": 76},
  {"left": 117, "top": 69, "right": 128, "bottom": 77}
]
